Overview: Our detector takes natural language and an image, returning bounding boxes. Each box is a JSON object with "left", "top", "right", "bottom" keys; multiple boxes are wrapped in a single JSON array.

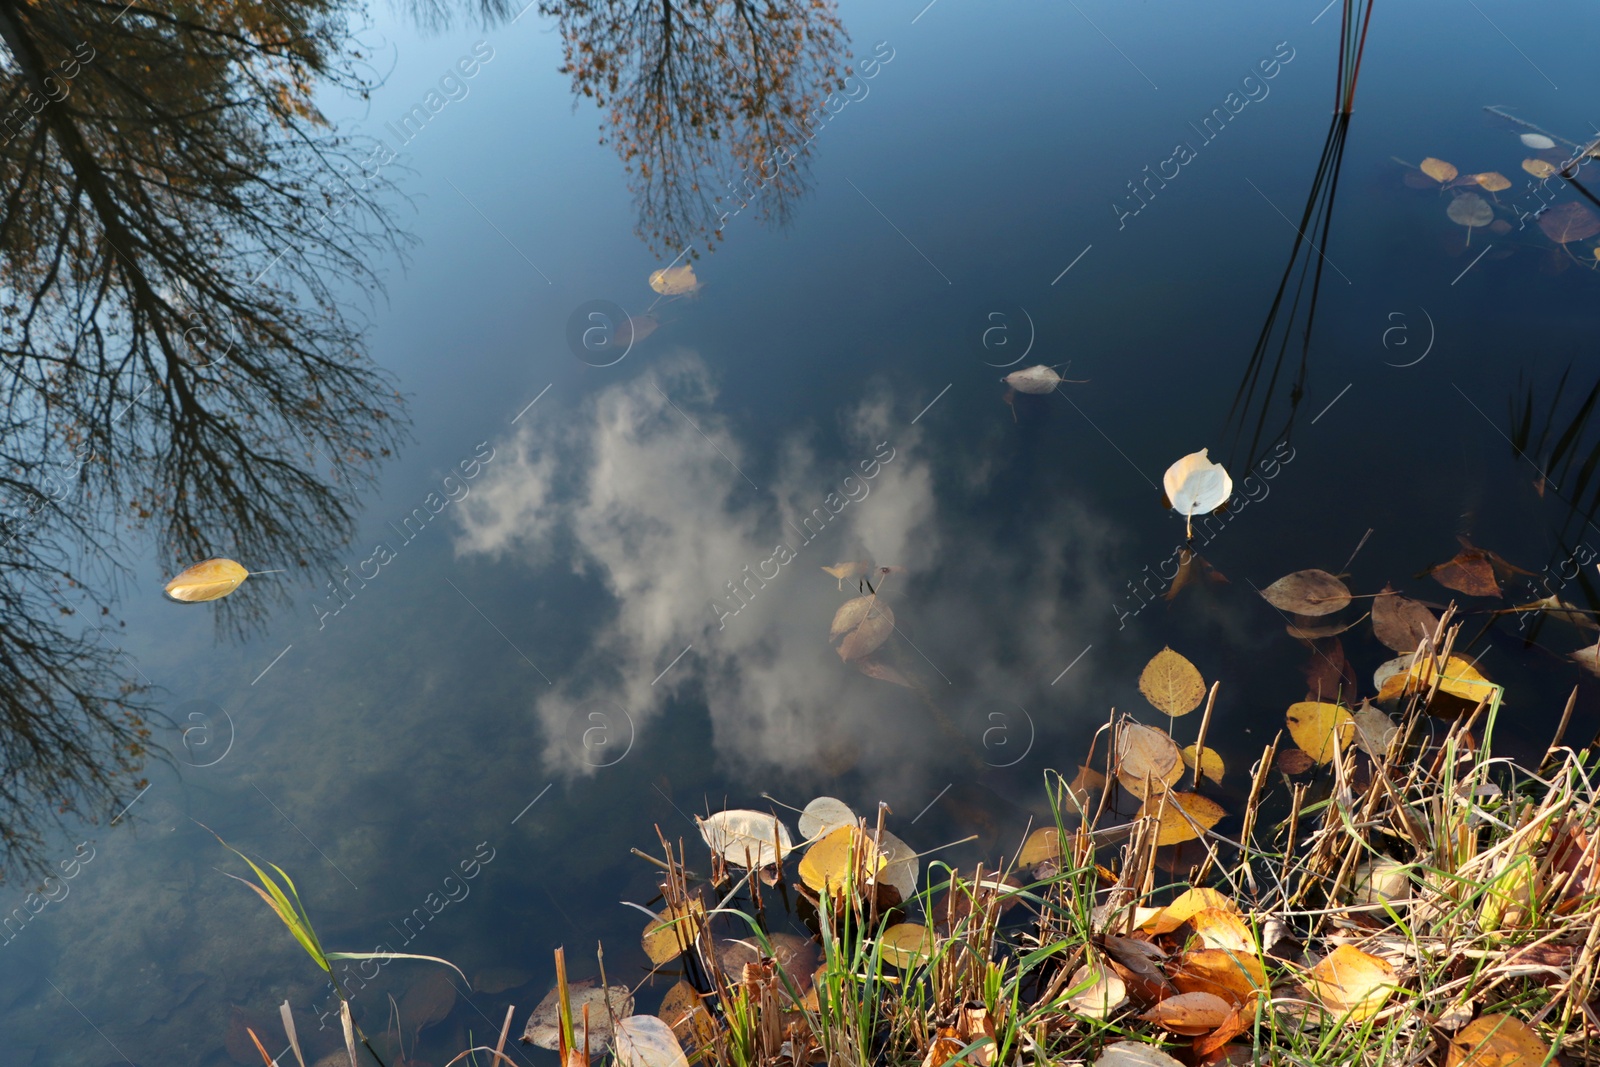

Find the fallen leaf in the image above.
[
  {"left": 1351, "top": 703, "right": 1398, "bottom": 759},
  {"left": 1372, "top": 586, "right": 1439, "bottom": 653},
  {"left": 1521, "top": 133, "right": 1556, "bottom": 150},
  {"left": 1570, "top": 642, "right": 1600, "bottom": 677},
  {"left": 1523, "top": 158, "right": 1558, "bottom": 179},
  {"left": 921, "top": 1031, "right": 965, "bottom": 1067},
  {"left": 1182, "top": 745, "right": 1225, "bottom": 785},
  {"left": 1165, "top": 549, "right": 1229, "bottom": 601},
  {"left": 1285, "top": 613, "right": 1366, "bottom": 639},
  {"left": 401, "top": 969, "right": 457, "bottom": 1031},
  {"left": 1092, "top": 1041, "right": 1185, "bottom": 1067},
  {"left": 1302, "top": 637, "right": 1358, "bottom": 704},
  {"left": 524, "top": 982, "right": 634, "bottom": 1051},
  {"left": 1141, "top": 887, "right": 1236, "bottom": 934},
  {"left": 656, "top": 982, "right": 717, "bottom": 1050},
  {"left": 1139, "top": 991, "right": 1234, "bottom": 1036},
  {"left": 164, "top": 557, "right": 251, "bottom": 602},
  {"left": 1139, "top": 647, "right": 1206, "bottom": 717},
  {"left": 1138, "top": 792, "right": 1225, "bottom": 846},
  {"left": 1447, "top": 1014, "right": 1551, "bottom": 1067},
  {"left": 1352, "top": 859, "right": 1411, "bottom": 905},
  {"left": 1421, "top": 157, "right": 1459, "bottom": 182},
  {"left": 1065, "top": 964, "right": 1127, "bottom": 1020},
  {"left": 1066, "top": 764, "right": 1106, "bottom": 813},
  {"left": 1116, "top": 722, "right": 1184, "bottom": 798},
  {"left": 1260, "top": 569, "right": 1351, "bottom": 616},
  {"left": 798, "top": 825, "right": 886, "bottom": 895},
  {"left": 1538, "top": 201, "right": 1600, "bottom": 244},
  {"left": 830, "top": 595, "right": 895, "bottom": 662},
  {"left": 1163, "top": 450, "right": 1233, "bottom": 535},
  {"left": 797, "top": 797, "right": 857, "bottom": 841},
  {"left": 614, "top": 1016, "right": 690, "bottom": 1067},
  {"left": 1018, "top": 826, "right": 1065, "bottom": 867},
  {"left": 1285, "top": 701, "right": 1355, "bottom": 763},
  {"left": 822, "top": 561, "right": 872, "bottom": 590},
  {"left": 1474, "top": 172, "right": 1511, "bottom": 192},
  {"left": 869, "top": 829, "right": 920, "bottom": 902},
  {"left": 1003, "top": 364, "right": 1072, "bottom": 394},
  {"left": 1447, "top": 193, "right": 1494, "bottom": 239},
  {"left": 1305, "top": 945, "right": 1395, "bottom": 1021},
  {"left": 1189, "top": 909, "right": 1255, "bottom": 954},
  {"left": 1170, "top": 948, "right": 1267, "bottom": 1007},
  {"left": 857, "top": 658, "right": 914, "bottom": 688},
  {"left": 474, "top": 967, "right": 532, "bottom": 993},
  {"left": 878, "top": 923, "right": 937, "bottom": 969},
  {"left": 642, "top": 904, "right": 703, "bottom": 964},
  {"left": 1276, "top": 748, "right": 1315, "bottom": 774},
  {"left": 648, "top": 264, "right": 699, "bottom": 295},
  {"left": 698, "top": 810, "right": 793, "bottom": 868},
  {"left": 1376, "top": 655, "right": 1496, "bottom": 705}
]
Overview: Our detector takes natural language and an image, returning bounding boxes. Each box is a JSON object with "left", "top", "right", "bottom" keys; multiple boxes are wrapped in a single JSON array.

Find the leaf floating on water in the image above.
[
  {"left": 822, "top": 561, "right": 872, "bottom": 590},
  {"left": 1138, "top": 647, "right": 1206, "bottom": 717},
  {"left": 1305, "top": 945, "right": 1396, "bottom": 1022},
  {"left": 1162, "top": 450, "right": 1232, "bottom": 536},
  {"left": 400, "top": 969, "right": 456, "bottom": 1031},
  {"left": 1136, "top": 791, "right": 1224, "bottom": 846},
  {"left": 857, "top": 658, "right": 914, "bottom": 688},
  {"left": 1003, "top": 364, "right": 1073, "bottom": 394},
  {"left": 614, "top": 1015, "right": 690, "bottom": 1067},
  {"left": 1520, "top": 132, "right": 1557, "bottom": 150},
  {"left": 1377, "top": 654, "right": 1497, "bottom": 705},
  {"left": 1420, "top": 157, "right": 1459, "bottom": 183},
  {"left": 1115, "top": 722, "right": 1183, "bottom": 798},
  {"left": 1372, "top": 585, "right": 1439, "bottom": 653},
  {"left": 1018, "top": 827, "right": 1065, "bottom": 867},
  {"left": 1446, "top": 1014, "right": 1551, "bottom": 1067},
  {"left": 1351, "top": 703, "right": 1399, "bottom": 758},
  {"left": 1285, "top": 701, "right": 1354, "bottom": 763},
  {"left": 648, "top": 264, "right": 699, "bottom": 295},
  {"left": 164, "top": 557, "right": 251, "bottom": 602},
  {"left": 1141, "top": 887, "right": 1236, "bottom": 935},
  {"left": 1570, "top": 642, "right": 1600, "bottom": 677},
  {"left": 877, "top": 922, "right": 937, "bottom": 969},
  {"left": 641, "top": 903, "right": 703, "bottom": 965},
  {"left": 1181, "top": 745, "right": 1225, "bottom": 785},
  {"left": 524, "top": 981, "right": 634, "bottom": 1052},
  {"left": 797, "top": 797, "right": 857, "bottom": 840},
  {"left": 798, "top": 825, "right": 886, "bottom": 895},
  {"left": 1522, "top": 157, "right": 1558, "bottom": 179},
  {"left": 1285, "top": 613, "right": 1366, "bottom": 639},
  {"left": 657, "top": 981, "right": 718, "bottom": 1050},
  {"left": 1447, "top": 192, "right": 1494, "bottom": 240},
  {"left": 1537, "top": 201, "right": 1600, "bottom": 244},
  {"left": 871, "top": 828, "right": 920, "bottom": 902},
  {"left": 1473, "top": 172, "right": 1511, "bottom": 193},
  {"left": 1260, "top": 569, "right": 1351, "bottom": 616},
  {"left": 830, "top": 595, "right": 895, "bottom": 661},
  {"left": 697, "top": 809, "right": 793, "bottom": 868}
]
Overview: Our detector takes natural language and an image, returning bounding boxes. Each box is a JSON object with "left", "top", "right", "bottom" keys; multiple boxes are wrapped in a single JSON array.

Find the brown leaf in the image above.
[
  {"left": 1420, "top": 157, "right": 1459, "bottom": 183},
  {"left": 1538, "top": 201, "right": 1600, "bottom": 244},
  {"left": 1192, "top": 1007, "right": 1250, "bottom": 1056},
  {"left": 1426, "top": 549, "right": 1500, "bottom": 597},
  {"left": 401, "top": 969, "right": 457, "bottom": 1032},
  {"left": 1276, "top": 747, "right": 1315, "bottom": 774},
  {"left": 1371, "top": 586, "right": 1439, "bottom": 653},
  {"left": 1302, "top": 637, "right": 1358, "bottom": 704},
  {"left": 1165, "top": 548, "right": 1229, "bottom": 601},
  {"left": 856, "top": 658, "right": 913, "bottom": 688},
  {"left": 1260, "top": 569, "right": 1351, "bottom": 616},
  {"left": 1115, "top": 722, "right": 1184, "bottom": 798},
  {"left": 1285, "top": 613, "right": 1366, "bottom": 639},
  {"left": 1138, "top": 991, "right": 1234, "bottom": 1035},
  {"left": 830, "top": 595, "right": 895, "bottom": 661}
]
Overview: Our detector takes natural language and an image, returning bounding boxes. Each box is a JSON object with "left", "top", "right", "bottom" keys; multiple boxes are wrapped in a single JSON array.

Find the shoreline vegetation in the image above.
[{"left": 234, "top": 604, "right": 1600, "bottom": 1067}]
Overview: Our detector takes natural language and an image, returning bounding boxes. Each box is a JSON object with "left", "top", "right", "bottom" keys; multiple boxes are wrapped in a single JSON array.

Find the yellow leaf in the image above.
[
  {"left": 1137, "top": 791, "right": 1225, "bottom": 846},
  {"left": 1182, "top": 745, "right": 1225, "bottom": 785},
  {"left": 1138, "top": 647, "right": 1206, "bottom": 716},
  {"left": 1420, "top": 157, "right": 1459, "bottom": 183},
  {"left": 1188, "top": 908, "right": 1255, "bottom": 954},
  {"left": 1171, "top": 948, "right": 1266, "bottom": 1007},
  {"left": 641, "top": 904, "right": 703, "bottom": 965},
  {"left": 1115, "top": 722, "right": 1184, "bottom": 798},
  {"left": 878, "top": 922, "right": 936, "bottom": 969},
  {"left": 1479, "top": 855, "right": 1540, "bottom": 933},
  {"left": 1285, "top": 701, "right": 1355, "bottom": 763},
  {"left": 648, "top": 264, "right": 699, "bottom": 295},
  {"left": 1473, "top": 172, "right": 1511, "bottom": 192},
  {"left": 1376, "top": 655, "right": 1497, "bottom": 705},
  {"left": 1141, "top": 887, "right": 1237, "bottom": 934},
  {"left": 1447, "top": 1014, "right": 1550, "bottom": 1067},
  {"left": 656, "top": 982, "right": 718, "bottom": 1051},
  {"left": 798, "top": 825, "right": 885, "bottom": 895},
  {"left": 1522, "top": 158, "right": 1557, "bottom": 179},
  {"left": 1064, "top": 964, "right": 1126, "bottom": 1020},
  {"left": 1018, "top": 827, "right": 1065, "bottom": 867},
  {"left": 1305, "top": 945, "right": 1396, "bottom": 1022},
  {"left": 1138, "top": 991, "right": 1234, "bottom": 1036},
  {"left": 164, "top": 557, "right": 250, "bottom": 602}
]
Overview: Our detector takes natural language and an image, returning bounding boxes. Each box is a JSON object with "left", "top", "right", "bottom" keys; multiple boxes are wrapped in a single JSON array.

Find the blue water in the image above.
[{"left": 4, "top": 0, "right": 1600, "bottom": 1062}]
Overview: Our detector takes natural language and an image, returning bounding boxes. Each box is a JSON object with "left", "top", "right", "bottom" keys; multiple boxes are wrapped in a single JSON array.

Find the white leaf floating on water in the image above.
[
  {"left": 1003, "top": 365, "right": 1067, "bottom": 394},
  {"left": 697, "top": 809, "right": 793, "bottom": 867},
  {"left": 869, "top": 828, "right": 919, "bottom": 901},
  {"left": 649, "top": 264, "right": 699, "bottom": 295},
  {"left": 798, "top": 797, "right": 857, "bottom": 841},
  {"left": 614, "top": 1015, "right": 690, "bottom": 1067},
  {"left": 1521, "top": 132, "right": 1556, "bottom": 150},
  {"left": 1162, "top": 449, "right": 1233, "bottom": 537}
]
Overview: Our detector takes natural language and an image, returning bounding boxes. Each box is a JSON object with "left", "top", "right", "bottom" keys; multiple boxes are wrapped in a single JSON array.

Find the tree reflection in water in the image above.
[{"left": 0, "top": 0, "right": 405, "bottom": 878}]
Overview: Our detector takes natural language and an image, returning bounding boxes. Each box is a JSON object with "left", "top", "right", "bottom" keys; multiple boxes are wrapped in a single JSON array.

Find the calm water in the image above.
[{"left": 5, "top": 0, "right": 1600, "bottom": 1062}]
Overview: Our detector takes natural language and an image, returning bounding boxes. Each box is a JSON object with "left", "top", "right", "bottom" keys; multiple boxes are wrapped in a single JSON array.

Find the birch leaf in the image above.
[
  {"left": 797, "top": 797, "right": 856, "bottom": 841},
  {"left": 1520, "top": 133, "right": 1556, "bottom": 150},
  {"left": 830, "top": 596, "right": 895, "bottom": 661},
  {"left": 1093, "top": 1042, "right": 1185, "bottom": 1067},
  {"left": 1305, "top": 945, "right": 1395, "bottom": 1022},
  {"left": 1137, "top": 791, "right": 1224, "bottom": 846},
  {"left": 1138, "top": 647, "right": 1206, "bottom": 717},
  {"left": 821, "top": 561, "right": 872, "bottom": 590},
  {"left": 1420, "top": 157, "right": 1459, "bottom": 182},
  {"left": 1372, "top": 586, "right": 1439, "bottom": 652},
  {"left": 164, "top": 557, "right": 251, "bottom": 602},
  {"left": 524, "top": 982, "right": 633, "bottom": 1051},
  {"left": 614, "top": 1015, "right": 690, "bottom": 1067},
  {"left": 1523, "top": 158, "right": 1557, "bottom": 178},
  {"left": 1447, "top": 192, "right": 1493, "bottom": 229},
  {"left": 1260, "top": 569, "right": 1351, "bottom": 616},
  {"left": 1447, "top": 1014, "right": 1550, "bottom": 1067},
  {"left": 1285, "top": 701, "right": 1354, "bottom": 763},
  {"left": 1002, "top": 365, "right": 1068, "bottom": 394},
  {"left": 1115, "top": 722, "right": 1183, "bottom": 798},
  {"left": 1163, "top": 449, "right": 1232, "bottom": 529},
  {"left": 1065, "top": 965, "right": 1126, "bottom": 1020},
  {"left": 697, "top": 810, "right": 793, "bottom": 868},
  {"left": 648, "top": 264, "right": 699, "bottom": 295}
]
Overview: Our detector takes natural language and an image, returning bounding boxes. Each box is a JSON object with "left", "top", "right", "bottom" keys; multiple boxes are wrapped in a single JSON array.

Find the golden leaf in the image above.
[
  {"left": 1285, "top": 701, "right": 1355, "bottom": 763},
  {"left": 1189, "top": 908, "right": 1255, "bottom": 954},
  {"left": 1138, "top": 647, "right": 1206, "bottom": 716},
  {"left": 1141, "top": 887, "right": 1237, "bottom": 934},
  {"left": 829, "top": 595, "right": 895, "bottom": 662},
  {"left": 1375, "top": 655, "right": 1497, "bottom": 705},
  {"left": 1018, "top": 827, "right": 1065, "bottom": 867},
  {"left": 1305, "top": 945, "right": 1396, "bottom": 1021},
  {"left": 878, "top": 922, "right": 936, "bottom": 969},
  {"left": 1064, "top": 964, "right": 1126, "bottom": 1020},
  {"left": 1138, "top": 991, "right": 1234, "bottom": 1036},
  {"left": 1420, "top": 157, "right": 1458, "bottom": 182},
  {"left": 1259, "top": 569, "right": 1352, "bottom": 616},
  {"left": 1170, "top": 948, "right": 1266, "bottom": 1007},
  {"left": 164, "top": 557, "right": 251, "bottom": 602},
  {"left": 1473, "top": 172, "right": 1511, "bottom": 192},
  {"left": 1182, "top": 745, "right": 1225, "bottom": 785},
  {"left": 1447, "top": 1014, "right": 1550, "bottom": 1067},
  {"left": 821, "top": 561, "right": 871, "bottom": 590},
  {"left": 798, "top": 825, "right": 885, "bottom": 894},
  {"left": 1137, "top": 791, "right": 1225, "bottom": 846},
  {"left": 1522, "top": 158, "right": 1558, "bottom": 179},
  {"left": 1115, "top": 722, "right": 1184, "bottom": 798},
  {"left": 648, "top": 264, "right": 699, "bottom": 295},
  {"left": 642, "top": 904, "right": 703, "bottom": 965}
]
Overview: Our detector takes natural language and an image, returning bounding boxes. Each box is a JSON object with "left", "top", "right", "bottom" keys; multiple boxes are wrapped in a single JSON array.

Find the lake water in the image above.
[{"left": 5, "top": 0, "right": 1600, "bottom": 1063}]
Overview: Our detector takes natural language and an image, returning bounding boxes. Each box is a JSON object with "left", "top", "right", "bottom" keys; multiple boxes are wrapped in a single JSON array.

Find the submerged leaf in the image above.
[
  {"left": 878, "top": 923, "right": 937, "bottom": 969},
  {"left": 1473, "top": 172, "right": 1511, "bottom": 192},
  {"left": 1420, "top": 157, "right": 1459, "bottom": 182},
  {"left": 1372, "top": 586, "right": 1439, "bottom": 652},
  {"left": 524, "top": 982, "right": 633, "bottom": 1052},
  {"left": 164, "top": 557, "right": 251, "bottom": 602},
  {"left": 1522, "top": 158, "right": 1558, "bottom": 179},
  {"left": 1138, "top": 647, "right": 1206, "bottom": 717},
  {"left": 1260, "top": 569, "right": 1351, "bottom": 616},
  {"left": 1447, "top": 192, "right": 1494, "bottom": 229},
  {"left": 1538, "top": 201, "right": 1600, "bottom": 244},
  {"left": 1426, "top": 549, "right": 1501, "bottom": 597},
  {"left": 830, "top": 595, "right": 895, "bottom": 661}
]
